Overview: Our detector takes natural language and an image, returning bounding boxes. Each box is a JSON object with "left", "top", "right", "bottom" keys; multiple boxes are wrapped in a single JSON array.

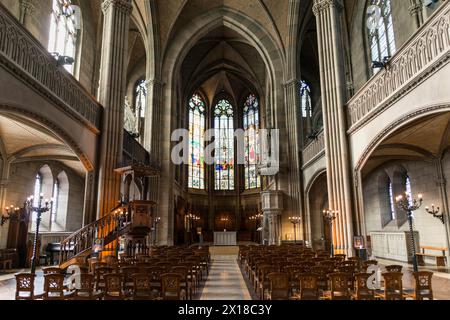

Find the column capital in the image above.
[
  {"left": 102, "top": 0, "right": 133, "bottom": 15},
  {"left": 313, "top": 0, "right": 343, "bottom": 16},
  {"left": 19, "top": 0, "right": 36, "bottom": 12}
]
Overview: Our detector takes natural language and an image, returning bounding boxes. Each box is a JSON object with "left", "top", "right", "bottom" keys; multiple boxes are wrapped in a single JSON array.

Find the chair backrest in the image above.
[
  {"left": 171, "top": 266, "right": 189, "bottom": 279},
  {"left": 329, "top": 272, "right": 352, "bottom": 300},
  {"left": 72, "top": 273, "right": 95, "bottom": 299},
  {"left": 299, "top": 273, "right": 319, "bottom": 300},
  {"left": 103, "top": 273, "right": 123, "bottom": 299},
  {"left": 132, "top": 273, "right": 152, "bottom": 298},
  {"left": 43, "top": 273, "right": 66, "bottom": 300},
  {"left": 161, "top": 273, "right": 182, "bottom": 300},
  {"left": 104, "top": 255, "right": 118, "bottom": 266},
  {"left": 42, "top": 267, "right": 62, "bottom": 275},
  {"left": 385, "top": 265, "right": 403, "bottom": 273},
  {"left": 412, "top": 271, "right": 433, "bottom": 300},
  {"left": 267, "top": 272, "right": 290, "bottom": 300},
  {"left": 354, "top": 273, "right": 374, "bottom": 300},
  {"left": 15, "top": 273, "right": 36, "bottom": 300},
  {"left": 382, "top": 272, "right": 403, "bottom": 300}
]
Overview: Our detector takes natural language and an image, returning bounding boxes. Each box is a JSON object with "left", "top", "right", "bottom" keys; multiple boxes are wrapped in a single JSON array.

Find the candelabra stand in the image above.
[
  {"left": 395, "top": 193, "right": 423, "bottom": 272},
  {"left": 25, "top": 194, "right": 52, "bottom": 274},
  {"left": 289, "top": 216, "right": 301, "bottom": 244},
  {"left": 323, "top": 209, "right": 338, "bottom": 257}
]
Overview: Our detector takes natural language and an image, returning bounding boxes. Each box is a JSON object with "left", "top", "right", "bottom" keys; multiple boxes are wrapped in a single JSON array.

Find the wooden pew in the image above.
[{"left": 416, "top": 246, "right": 447, "bottom": 267}]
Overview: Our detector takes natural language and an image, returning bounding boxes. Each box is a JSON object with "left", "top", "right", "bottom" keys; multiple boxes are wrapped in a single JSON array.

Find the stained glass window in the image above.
[
  {"left": 388, "top": 179, "right": 396, "bottom": 220},
  {"left": 188, "top": 94, "right": 206, "bottom": 189},
  {"left": 48, "top": 0, "right": 79, "bottom": 74},
  {"left": 135, "top": 80, "right": 147, "bottom": 118},
  {"left": 300, "top": 80, "right": 312, "bottom": 118},
  {"left": 367, "top": 0, "right": 396, "bottom": 74},
  {"left": 51, "top": 180, "right": 59, "bottom": 223},
  {"left": 32, "top": 173, "right": 42, "bottom": 222},
  {"left": 214, "top": 99, "right": 234, "bottom": 190},
  {"left": 244, "top": 94, "right": 260, "bottom": 189},
  {"left": 405, "top": 175, "right": 413, "bottom": 206}
]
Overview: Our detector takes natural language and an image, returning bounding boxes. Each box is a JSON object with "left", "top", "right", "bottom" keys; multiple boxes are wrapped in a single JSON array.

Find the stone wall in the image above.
[
  {"left": 0, "top": 161, "right": 85, "bottom": 248},
  {"left": 362, "top": 159, "right": 448, "bottom": 260}
]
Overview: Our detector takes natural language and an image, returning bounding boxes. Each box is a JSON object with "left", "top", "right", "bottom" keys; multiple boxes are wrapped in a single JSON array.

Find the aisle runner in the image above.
[{"left": 199, "top": 254, "right": 252, "bottom": 300}]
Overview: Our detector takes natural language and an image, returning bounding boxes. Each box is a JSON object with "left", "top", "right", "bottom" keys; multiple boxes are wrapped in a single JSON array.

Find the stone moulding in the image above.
[
  {"left": 0, "top": 3, "right": 102, "bottom": 132},
  {"left": 347, "top": 1, "right": 450, "bottom": 134}
]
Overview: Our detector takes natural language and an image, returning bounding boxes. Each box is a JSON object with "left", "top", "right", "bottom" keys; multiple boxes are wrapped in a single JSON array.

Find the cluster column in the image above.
[
  {"left": 96, "top": 0, "right": 132, "bottom": 217},
  {"left": 261, "top": 191, "right": 284, "bottom": 245},
  {"left": 313, "top": 0, "right": 354, "bottom": 256}
]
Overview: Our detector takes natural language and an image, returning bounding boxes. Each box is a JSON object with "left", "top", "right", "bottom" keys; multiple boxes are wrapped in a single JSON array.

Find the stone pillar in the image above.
[
  {"left": 261, "top": 191, "right": 284, "bottom": 245},
  {"left": 434, "top": 158, "right": 450, "bottom": 264},
  {"left": 83, "top": 171, "right": 96, "bottom": 225},
  {"left": 409, "top": 0, "right": 424, "bottom": 29},
  {"left": 96, "top": 0, "right": 132, "bottom": 217},
  {"left": 19, "top": 0, "right": 35, "bottom": 25},
  {"left": 284, "top": 80, "right": 305, "bottom": 241},
  {"left": 313, "top": 0, "right": 354, "bottom": 256}
]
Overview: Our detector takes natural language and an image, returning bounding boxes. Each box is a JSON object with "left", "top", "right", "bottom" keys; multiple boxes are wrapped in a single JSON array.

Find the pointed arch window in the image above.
[
  {"left": 367, "top": 0, "right": 396, "bottom": 74},
  {"left": 405, "top": 174, "right": 413, "bottom": 206},
  {"left": 388, "top": 178, "right": 396, "bottom": 220},
  {"left": 32, "top": 173, "right": 42, "bottom": 222},
  {"left": 48, "top": 0, "right": 79, "bottom": 74},
  {"left": 51, "top": 179, "right": 59, "bottom": 223},
  {"left": 214, "top": 99, "right": 234, "bottom": 190},
  {"left": 244, "top": 94, "right": 260, "bottom": 189},
  {"left": 300, "top": 80, "right": 312, "bottom": 118},
  {"left": 188, "top": 94, "right": 206, "bottom": 189},
  {"left": 135, "top": 80, "right": 147, "bottom": 118}
]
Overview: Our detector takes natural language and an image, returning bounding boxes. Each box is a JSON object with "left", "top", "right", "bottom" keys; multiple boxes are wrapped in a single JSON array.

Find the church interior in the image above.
[{"left": 0, "top": 0, "right": 449, "bottom": 301}]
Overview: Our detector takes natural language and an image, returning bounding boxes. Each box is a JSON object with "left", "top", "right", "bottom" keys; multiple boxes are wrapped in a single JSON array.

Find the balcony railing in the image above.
[
  {"left": 302, "top": 130, "right": 325, "bottom": 166},
  {"left": 0, "top": 3, "right": 102, "bottom": 129},
  {"left": 347, "top": 1, "right": 450, "bottom": 131},
  {"left": 122, "top": 129, "right": 150, "bottom": 166}
]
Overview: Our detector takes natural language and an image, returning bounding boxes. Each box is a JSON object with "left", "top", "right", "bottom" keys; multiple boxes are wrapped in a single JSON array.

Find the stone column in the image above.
[
  {"left": 409, "top": 0, "right": 424, "bottom": 29},
  {"left": 313, "top": 0, "right": 354, "bottom": 256},
  {"left": 19, "top": 0, "right": 35, "bottom": 25},
  {"left": 96, "top": 0, "right": 132, "bottom": 217},
  {"left": 434, "top": 158, "right": 450, "bottom": 264},
  {"left": 284, "top": 80, "right": 305, "bottom": 241},
  {"left": 261, "top": 191, "right": 284, "bottom": 245}
]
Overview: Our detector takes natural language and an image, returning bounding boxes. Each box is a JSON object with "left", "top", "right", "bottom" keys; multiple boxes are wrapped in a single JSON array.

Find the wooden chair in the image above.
[
  {"left": 40, "top": 273, "right": 66, "bottom": 300},
  {"left": 103, "top": 273, "right": 124, "bottom": 300},
  {"left": 329, "top": 272, "right": 352, "bottom": 300},
  {"left": 333, "top": 254, "right": 346, "bottom": 261},
  {"left": 67, "top": 273, "right": 102, "bottom": 300},
  {"left": 120, "top": 266, "right": 139, "bottom": 293},
  {"left": 172, "top": 266, "right": 192, "bottom": 300},
  {"left": 354, "top": 273, "right": 375, "bottom": 300},
  {"left": 258, "top": 265, "right": 277, "bottom": 300},
  {"left": 147, "top": 266, "right": 164, "bottom": 297},
  {"left": 267, "top": 272, "right": 290, "bottom": 300},
  {"left": 104, "top": 255, "right": 118, "bottom": 266},
  {"left": 90, "top": 261, "right": 107, "bottom": 274},
  {"left": 94, "top": 266, "right": 113, "bottom": 292},
  {"left": 161, "top": 273, "right": 185, "bottom": 300},
  {"left": 385, "top": 265, "right": 403, "bottom": 273},
  {"left": 362, "top": 260, "right": 378, "bottom": 270},
  {"left": 382, "top": 272, "right": 404, "bottom": 300},
  {"left": 298, "top": 273, "right": 319, "bottom": 300},
  {"left": 412, "top": 271, "right": 433, "bottom": 300},
  {"left": 15, "top": 273, "right": 36, "bottom": 300},
  {"left": 131, "top": 273, "right": 153, "bottom": 300},
  {"left": 311, "top": 266, "right": 329, "bottom": 290}
]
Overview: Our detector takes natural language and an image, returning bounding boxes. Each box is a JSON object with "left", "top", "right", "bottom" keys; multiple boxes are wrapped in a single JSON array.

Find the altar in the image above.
[{"left": 214, "top": 231, "right": 237, "bottom": 246}]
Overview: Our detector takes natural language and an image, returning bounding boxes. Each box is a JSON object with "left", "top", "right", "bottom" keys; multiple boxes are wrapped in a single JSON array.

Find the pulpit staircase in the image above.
[
  {"left": 59, "top": 205, "right": 130, "bottom": 269},
  {"left": 59, "top": 200, "right": 155, "bottom": 269}
]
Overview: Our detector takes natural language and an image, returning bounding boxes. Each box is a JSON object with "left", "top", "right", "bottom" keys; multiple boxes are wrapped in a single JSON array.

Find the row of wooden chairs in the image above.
[{"left": 239, "top": 245, "right": 434, "bottom": 300}]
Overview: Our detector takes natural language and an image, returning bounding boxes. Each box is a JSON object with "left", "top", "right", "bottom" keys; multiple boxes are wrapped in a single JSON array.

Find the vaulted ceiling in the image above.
[
  {"left": 0, "top": 114, "right": 85, "bottom": 176},
  {"left": 362, "top": 112, "right": 450, "bottom": 177}
]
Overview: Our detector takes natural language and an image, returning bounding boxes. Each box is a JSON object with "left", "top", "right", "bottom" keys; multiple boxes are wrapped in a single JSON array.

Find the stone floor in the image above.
[{"left": 199, "top": 254, "right": 252, "bottom": 300}]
